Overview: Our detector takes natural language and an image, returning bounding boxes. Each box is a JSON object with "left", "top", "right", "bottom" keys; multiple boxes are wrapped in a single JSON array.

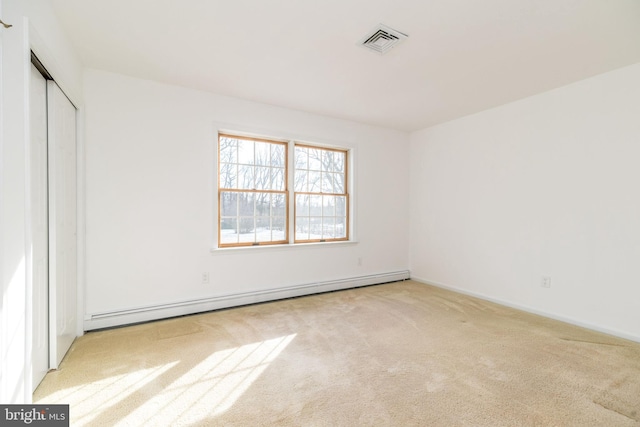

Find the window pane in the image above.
[
  {"left": 323, "top": 195, "right": 335, "bottom": 216},
  {"left": 253, "top": 196, "right": 265, "bottom": 217},
  {"left": 238, "top": 219, "right": 256, "bottom": 242},
  {"left": 219, "top": 137, "right": 237, "bottom": 164},
  {"left": 309, "top": 195, "right": 322, "bottom": 216},
  {"left": 333, "top": 172, "right": 344, "bottom": 193},
  {"left": 309, "top": 217, "right": 322, "bottom": 240},
  {"left": 308, "top": 148, "right": 322, "bottom": 170},
  {"left": 220, "top": 221, "right": 239, "bottom": 245},
  {"left": 323, "top": 150, "right": 334, "bottom": 172},
  {"left": 295, "top": 217, "right": 309, "bottom": 241},
  {"left": 272, "top": 194, "right": 286, "bottom": 217},
  {"left": 308, "top": 171, "right": 321, "bottom": 192},
  {"left": 255, "top": 142, "right": 270, "bottom": 166},
  {"left": 255, "top": 216, "right": 270, "bottom": 229},
  {"left": 238, "top": 193, "right": 255, "bottom": 216},
  {"left": 255, "top": 216, "right": 271, "bottom": 242},
  {"left": 219, "top": 163, "right": 237, "bottom": 189},
  {"left": 254, "top": 166, "right": 271, "bottom": 190},
  {"left": 335, "top": 196, "right": 347, "bottom": 216},
  {"left": 295, "top": 146, "right": 308, "bottom": 169},
  {"left": 272, "top": 217, "right": 286, "bottom": 241},
  {"left": 334, "top": 151, "right": 345, "bottom": 172},
  {"left": 238, "top": 139, "right": 254, "bottom": 165},
  {"left": 296, "top": 194, "right": 309, "bottom": 217},
  {"left": 335, "top": 217, "right": 347, "bottom": 238},
  {"left": 238, "top": 165, "right": 255, "bottom": 189},
  {"left": 294, "top": 170, "right": 307, "bottom": 192},
  {"left": 322, "top": 217, "right": 336, "bottom": 239},
  {"left": 272, "top": 167, "right": 285, "bottom": 191},
  {"left": 220, "top": 192, "right": 238, "bottom": 217},
  {"left": 239, "top": 215, "right": 255, "bottom": 234},
  {"left": 322, "top": 172, "right": 334, "bottom": 193},
  {"left": 272, "top": 144, "right": 285, "bottom": 167}
]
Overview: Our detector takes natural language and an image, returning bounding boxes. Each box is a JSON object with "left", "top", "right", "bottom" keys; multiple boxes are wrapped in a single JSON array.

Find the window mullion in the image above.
[{"left": 288, "top": 139, "right": 295, "bottom": 244}]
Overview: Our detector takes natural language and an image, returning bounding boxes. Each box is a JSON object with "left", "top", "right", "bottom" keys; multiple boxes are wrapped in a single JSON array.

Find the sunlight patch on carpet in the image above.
[
  {"left": 117, "top": 333, "right": 296, "bottom": 426},
  {"left": 66, "top": 362, "right": 179, "bottom": 425}
]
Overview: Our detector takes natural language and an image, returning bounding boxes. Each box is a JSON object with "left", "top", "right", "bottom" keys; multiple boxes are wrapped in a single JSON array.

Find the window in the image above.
[
  {"left": 218, "top": 134, "right": 288, "bottom": 247},
  {"left": 217, "top": 133, "right": 349, "bottom": 248},
  {"left": 294, "top": 145, "right": 348, "bottom": 243}
]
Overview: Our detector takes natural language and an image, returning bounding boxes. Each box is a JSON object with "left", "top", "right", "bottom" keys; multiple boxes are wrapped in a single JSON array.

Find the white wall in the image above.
[
  {"left": 0, "top": 0, "right": 82, "bottom": 404},
  {"left": 410, "top": 62, "right": 640, "bottom": 342},
  {"left": 83, "top": 69, "right": 410, "bottom": 326}
]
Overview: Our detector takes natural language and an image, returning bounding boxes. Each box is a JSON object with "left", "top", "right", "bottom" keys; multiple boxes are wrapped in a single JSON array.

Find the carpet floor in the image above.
[{"left": 34, "top": 280, "right": 640, "bottom": 426}]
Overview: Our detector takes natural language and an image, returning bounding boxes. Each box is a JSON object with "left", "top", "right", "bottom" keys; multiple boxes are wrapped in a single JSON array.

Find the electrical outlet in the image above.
[
  {"left": 541, "top": 276, "right": 551, "bottom": 288},
  {"left": 357, "top": 257, "right": 362, "bottom": 266},
  {"left": 202, "top": 272, "right": 210, "bottom": 284}
]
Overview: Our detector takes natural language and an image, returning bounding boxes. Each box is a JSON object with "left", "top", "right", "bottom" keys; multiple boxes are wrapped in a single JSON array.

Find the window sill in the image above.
[{"left": 210, "top": 240, "right": 358, "bottom": 255}]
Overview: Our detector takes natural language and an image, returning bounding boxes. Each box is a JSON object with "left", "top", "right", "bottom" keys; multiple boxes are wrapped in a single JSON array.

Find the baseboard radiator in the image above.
[{"left": 84, "top": 270, "right": 410, "bottom": 331}]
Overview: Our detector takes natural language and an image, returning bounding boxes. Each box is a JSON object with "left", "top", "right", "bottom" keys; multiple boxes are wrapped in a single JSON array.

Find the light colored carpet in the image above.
[{"left": 34, "top": 280, "right": 640, "bottom": 426}]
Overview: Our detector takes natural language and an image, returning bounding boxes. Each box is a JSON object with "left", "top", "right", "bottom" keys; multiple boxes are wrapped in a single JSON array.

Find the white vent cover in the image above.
[{"left": 360, "top": 24, "right": 408, "bottom": 54}]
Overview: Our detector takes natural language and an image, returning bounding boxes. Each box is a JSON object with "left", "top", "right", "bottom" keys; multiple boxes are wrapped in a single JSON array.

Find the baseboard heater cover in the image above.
[{"left": 84, "top": 270, "right": 410, "bottom": 331}]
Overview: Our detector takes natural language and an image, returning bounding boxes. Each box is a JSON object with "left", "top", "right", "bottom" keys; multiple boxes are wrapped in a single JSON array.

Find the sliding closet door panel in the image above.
[
  {"left": 30, "top": 64, "right": 49, "bottom": 390},
  {"left": 47, "top": 81, "right": 77, "bottom": 369}
]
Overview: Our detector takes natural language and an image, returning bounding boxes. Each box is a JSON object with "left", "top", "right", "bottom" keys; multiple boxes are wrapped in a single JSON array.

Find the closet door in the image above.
[
  {"left": 47, "top": 81, "right": 77, "bottom": 369},
  {"left": 30, "top": 63, "right": 49, "bottom": 390}
]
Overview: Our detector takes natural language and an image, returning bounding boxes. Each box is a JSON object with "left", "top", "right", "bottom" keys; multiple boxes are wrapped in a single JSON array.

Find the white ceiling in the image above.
[{"left": 51, "top": 0, "right": 640, "bottom": 132}]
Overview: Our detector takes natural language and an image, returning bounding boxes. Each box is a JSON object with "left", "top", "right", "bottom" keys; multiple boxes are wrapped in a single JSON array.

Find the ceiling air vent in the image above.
[{"left": 360, "top": 24, "right": 408, "bottom": 55}]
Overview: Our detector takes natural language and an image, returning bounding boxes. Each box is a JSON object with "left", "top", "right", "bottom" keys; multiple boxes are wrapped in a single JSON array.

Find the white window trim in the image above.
[{"left": 210, "top": 240, "right": 359, "bottom": 254}]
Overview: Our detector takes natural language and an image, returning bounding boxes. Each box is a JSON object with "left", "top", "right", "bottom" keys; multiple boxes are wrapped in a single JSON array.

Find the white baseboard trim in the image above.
[
  {"left": 84, "top": 270, "right": 410, "bottom": 331},
  {"left": 411, "top": 275, "right": 640, "bottom": 344}
]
